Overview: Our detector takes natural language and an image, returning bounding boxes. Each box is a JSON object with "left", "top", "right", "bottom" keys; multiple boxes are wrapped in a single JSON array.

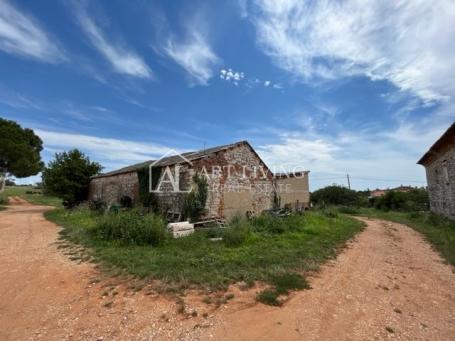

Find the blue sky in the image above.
[{"left": 1, "top": 0, "right": 454, "bottom": 190}]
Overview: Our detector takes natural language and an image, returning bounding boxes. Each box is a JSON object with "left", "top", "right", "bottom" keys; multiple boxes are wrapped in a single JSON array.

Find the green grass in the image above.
[
  {"left": 0, "top": 191, "right": 7, "bottom": 210},
  {"left": 45, "top": 208, "right": 364, "bottom": 297},
  {"left": 3, "top": 186, "right": 62, "bottom": 207},
  {"left": 357, "top": 208, "right": 455, "bottom": 265}
]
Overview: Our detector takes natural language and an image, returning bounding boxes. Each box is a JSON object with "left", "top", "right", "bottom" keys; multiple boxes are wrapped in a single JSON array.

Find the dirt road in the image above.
[{"left": 0, "top": 200, "right": 454, "bottom": 340}]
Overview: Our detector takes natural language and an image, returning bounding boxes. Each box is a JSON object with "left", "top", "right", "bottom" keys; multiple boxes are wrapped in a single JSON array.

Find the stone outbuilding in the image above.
[
  {"left": 417, "top": 122, "right": 455, "bottom": 219},
  {"left": 89, "top": 141, "right": 310, "bottom": 220}
]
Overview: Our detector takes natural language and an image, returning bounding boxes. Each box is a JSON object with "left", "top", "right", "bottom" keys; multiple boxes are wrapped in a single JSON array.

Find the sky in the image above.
[{"left": 1, "top": 0, "right": 454, "bottom": 190}]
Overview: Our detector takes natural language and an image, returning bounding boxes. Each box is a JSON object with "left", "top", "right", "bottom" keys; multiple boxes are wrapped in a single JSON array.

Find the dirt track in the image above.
[{"left": 0, "top": 200, "right": 454, "bottom": 340}]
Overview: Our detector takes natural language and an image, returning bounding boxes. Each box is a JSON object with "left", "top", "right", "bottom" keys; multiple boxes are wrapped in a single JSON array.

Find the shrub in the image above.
[
  {"left": 223, "top": 216, "right": 251, "bottom": 247},
  {"left": 251, "top": 214, "right": 287, "bottom": 233},
  {"left": 321, "top": 207, "right": 339, "bottom": 218},
  {"left": 182, "top": 173, "right": 208, "bottom": 222},
  {"left": 372, "top": 189, "right": 428, "bottom": 212},
  {"left": 311, "top": 185, "right": 364, "bottom": 207},
  {"left": 137, "top": 166, "right": 159, "bottom": 210},
  {"left": 271, "top": 273, "right": 310, "bottom": 294},
  {"left": 257, "top": 289, "right": 281, "bottom": 306},
  {"left": 88, "top": 199, "right": 107, "bottom": 212},
  {"left": 0, "top": 193, "right": 7, "bottom": 206},
  {"left": 91, "top": 210, "right": 169, "bottom": 245},
  {"left": 257, "top": 273, "right": 310, "bottom": 306},
  {"left": 337, "top": 206, "right": 360, "bottom": 214}
]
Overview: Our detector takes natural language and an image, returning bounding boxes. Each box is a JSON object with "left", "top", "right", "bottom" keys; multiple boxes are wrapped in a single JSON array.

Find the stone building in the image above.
[
  {"left": 418, "top": 122, "right": 455, "bottom": 219},
  {"left": 274, "top": 171, "right": 310, "bottom": 211},
  {"left": 89, "top": 141, "right": 310, "bottom": 220}
]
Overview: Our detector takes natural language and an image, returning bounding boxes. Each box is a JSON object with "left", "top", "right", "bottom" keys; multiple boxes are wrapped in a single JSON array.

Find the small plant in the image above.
[
  {"left": 257, "top": 273, "right": 310, "bottom": 306},
  {"left": 337, "top": 206, "right": 359, "bottom": 215},
  {"left": 91, "top": 209, "right": 169, "bottom": 245},
  {"left": 182, "top": 173, "right": 208, "bottom": 222},
  {"left": 223, "top": 216, "right": 251, "bottom": 247},
  {"left": 88, "top": 199, "right": 106, "bottom": 212},
  {"left": 137, "top": 166, "right": 159, "bottom": 210},
  {"left": 0, "top": 194, "right": 7, "bottom": 206},
  {"left": 271, "top": 273, "right": 310, "bottom": 294},
  {"left": 257, "top": 289, "right": 281, "bottom": 306},
  {"left": 321, "top": 207, "right": 339, "bottom": 218}
]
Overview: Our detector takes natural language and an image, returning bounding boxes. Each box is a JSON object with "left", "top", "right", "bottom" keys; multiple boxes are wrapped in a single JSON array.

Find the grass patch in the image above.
[
  {"left": 45, "top": 208, "right": 364, "bottom": 293},
  {"left": 271, "top": 273, "right": 310, "bottom": 294},
  {"left": 257, "top": 289, "right": 282, "bottom": 306},
  {"left": 256, "top": 273, "right": 310, "bottom": 306},
  {"left": 358, "top": 208, "right": 455, "bottom": 265},
  {"left": 3, "top": 186, "right": 62, "bottom": 207}
]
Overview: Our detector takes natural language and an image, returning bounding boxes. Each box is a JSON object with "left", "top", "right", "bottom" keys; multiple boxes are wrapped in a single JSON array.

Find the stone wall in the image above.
[
  {"left": 88, "top": 172, "right": 139, "bottom": 206},
  {"left": 425, "top": 147, "right": 455, "bottom": 219},
  {"left": 87, "top": 143, "right": 275, "bottom": 219},
  {"left": 209, "top": 143, "right": 274, "bottom": 219},
  {"left": 275, "top": 174, "right": 310, "bottom": 211}
]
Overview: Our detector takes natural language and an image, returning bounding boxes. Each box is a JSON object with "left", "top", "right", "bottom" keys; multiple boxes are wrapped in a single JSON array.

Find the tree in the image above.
[
  {"left": 0, "top": 118, "right": 44, "bottom": 191},
  {"left": 182, "top": 173, "right": 208, "bottom": 221},
  {"left": 42, "top": 149, "right": 102, "bottom": 207},
  {"left": 311, "top": 185, "right": 362, "bottom": 206}
]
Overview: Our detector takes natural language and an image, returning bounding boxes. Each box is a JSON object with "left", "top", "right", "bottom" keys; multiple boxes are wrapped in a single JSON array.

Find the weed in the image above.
[
  {"left": 271, "top": 273, "right": 310, "bottom": 295},
  {"left": 257, "top": 290, "right": 281, "bottom": 306},
  {"left": 91, "top": 209, "right": 169, "bottom": 246}
]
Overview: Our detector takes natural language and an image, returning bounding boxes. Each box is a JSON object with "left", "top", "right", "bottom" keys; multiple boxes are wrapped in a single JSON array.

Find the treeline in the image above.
[{"left": 311, "top": 185, "right": 429, "bottom": 212}]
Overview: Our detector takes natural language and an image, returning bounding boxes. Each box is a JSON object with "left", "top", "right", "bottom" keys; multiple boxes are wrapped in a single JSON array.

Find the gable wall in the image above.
[{"left": 425, "top": 147, "right": 455, "bottom": 219}]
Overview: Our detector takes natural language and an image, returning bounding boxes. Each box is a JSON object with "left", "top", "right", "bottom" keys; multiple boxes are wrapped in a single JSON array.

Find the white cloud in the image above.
[
  {"left": 73, "top": 3, "right": 151, "bottom": 79},
  {"left": 164, "top": 30, "right": 220, "bottom": 86},
  {"left": 219, "top": 68, "right": 245, "bottom": 84},
  {"left": 36, "top": 129, "right": 172, "bottom": 169},
  {"left": 264, "top": 80, "right": 271, "bottom": 87},
  {"left": 255, "top": 119, "right": 451, "bottom": 190},
  {"left": 250, "top": 0, "right": 455, "bottom": 103},
  {"left": 0, "top": 1, "right": 66, "bottom": 62}
]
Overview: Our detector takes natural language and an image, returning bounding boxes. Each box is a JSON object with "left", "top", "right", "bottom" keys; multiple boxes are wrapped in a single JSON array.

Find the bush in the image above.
[
  {"left": 271, "top": 273, "right": 310, "bottom": 294},
  {"left": 182, "top": 173, "right": 208, "bottom": 222},
  {"left": 372, "top": 189, "right": 428, "bottom": 212},
  {"left": 337, "top": 206, "right": 360, "bottom": 214},
  {"left": 251, "top": 214, "right": 287, "bottom": 233},
  {"left": 88, "top": 199, "right": 107, "bottom": 212},
  {"left": 223, "top": 216, "right": 252, "bottom": 247},
  {"left": 91, "top": 210, "right": 169, "bottom": 246},
  {"left": 257, "top": 273, "right": 310, "bottom": 306},
  {"left": 311, "top": 185, "right": 365, "bottom": 207},
  {"left": 257, "top": 289, "right": 281, "bottom": 306},
  {"left": 0, "top": 194, "right": 7, "bottom": 206},
  {"left": 42, "top": 149, "right": 102, "bottom": 208},
  {"left": 321, "top": 207, "right": 339, "bottom": 218}
]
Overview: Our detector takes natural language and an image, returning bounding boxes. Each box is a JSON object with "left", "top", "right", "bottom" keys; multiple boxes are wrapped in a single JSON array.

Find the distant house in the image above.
[
  {"left": 370, "top": 189, "right": 387, "bottom": 198},
  {"left": 370, "top": 185, "right": 414, "bottom": 198},
  {"left": 89, "top": 141, "right": 310, "bottom": 220},
  {"left": 417, "top": 122, "right": 455, "bottom": 219}
]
